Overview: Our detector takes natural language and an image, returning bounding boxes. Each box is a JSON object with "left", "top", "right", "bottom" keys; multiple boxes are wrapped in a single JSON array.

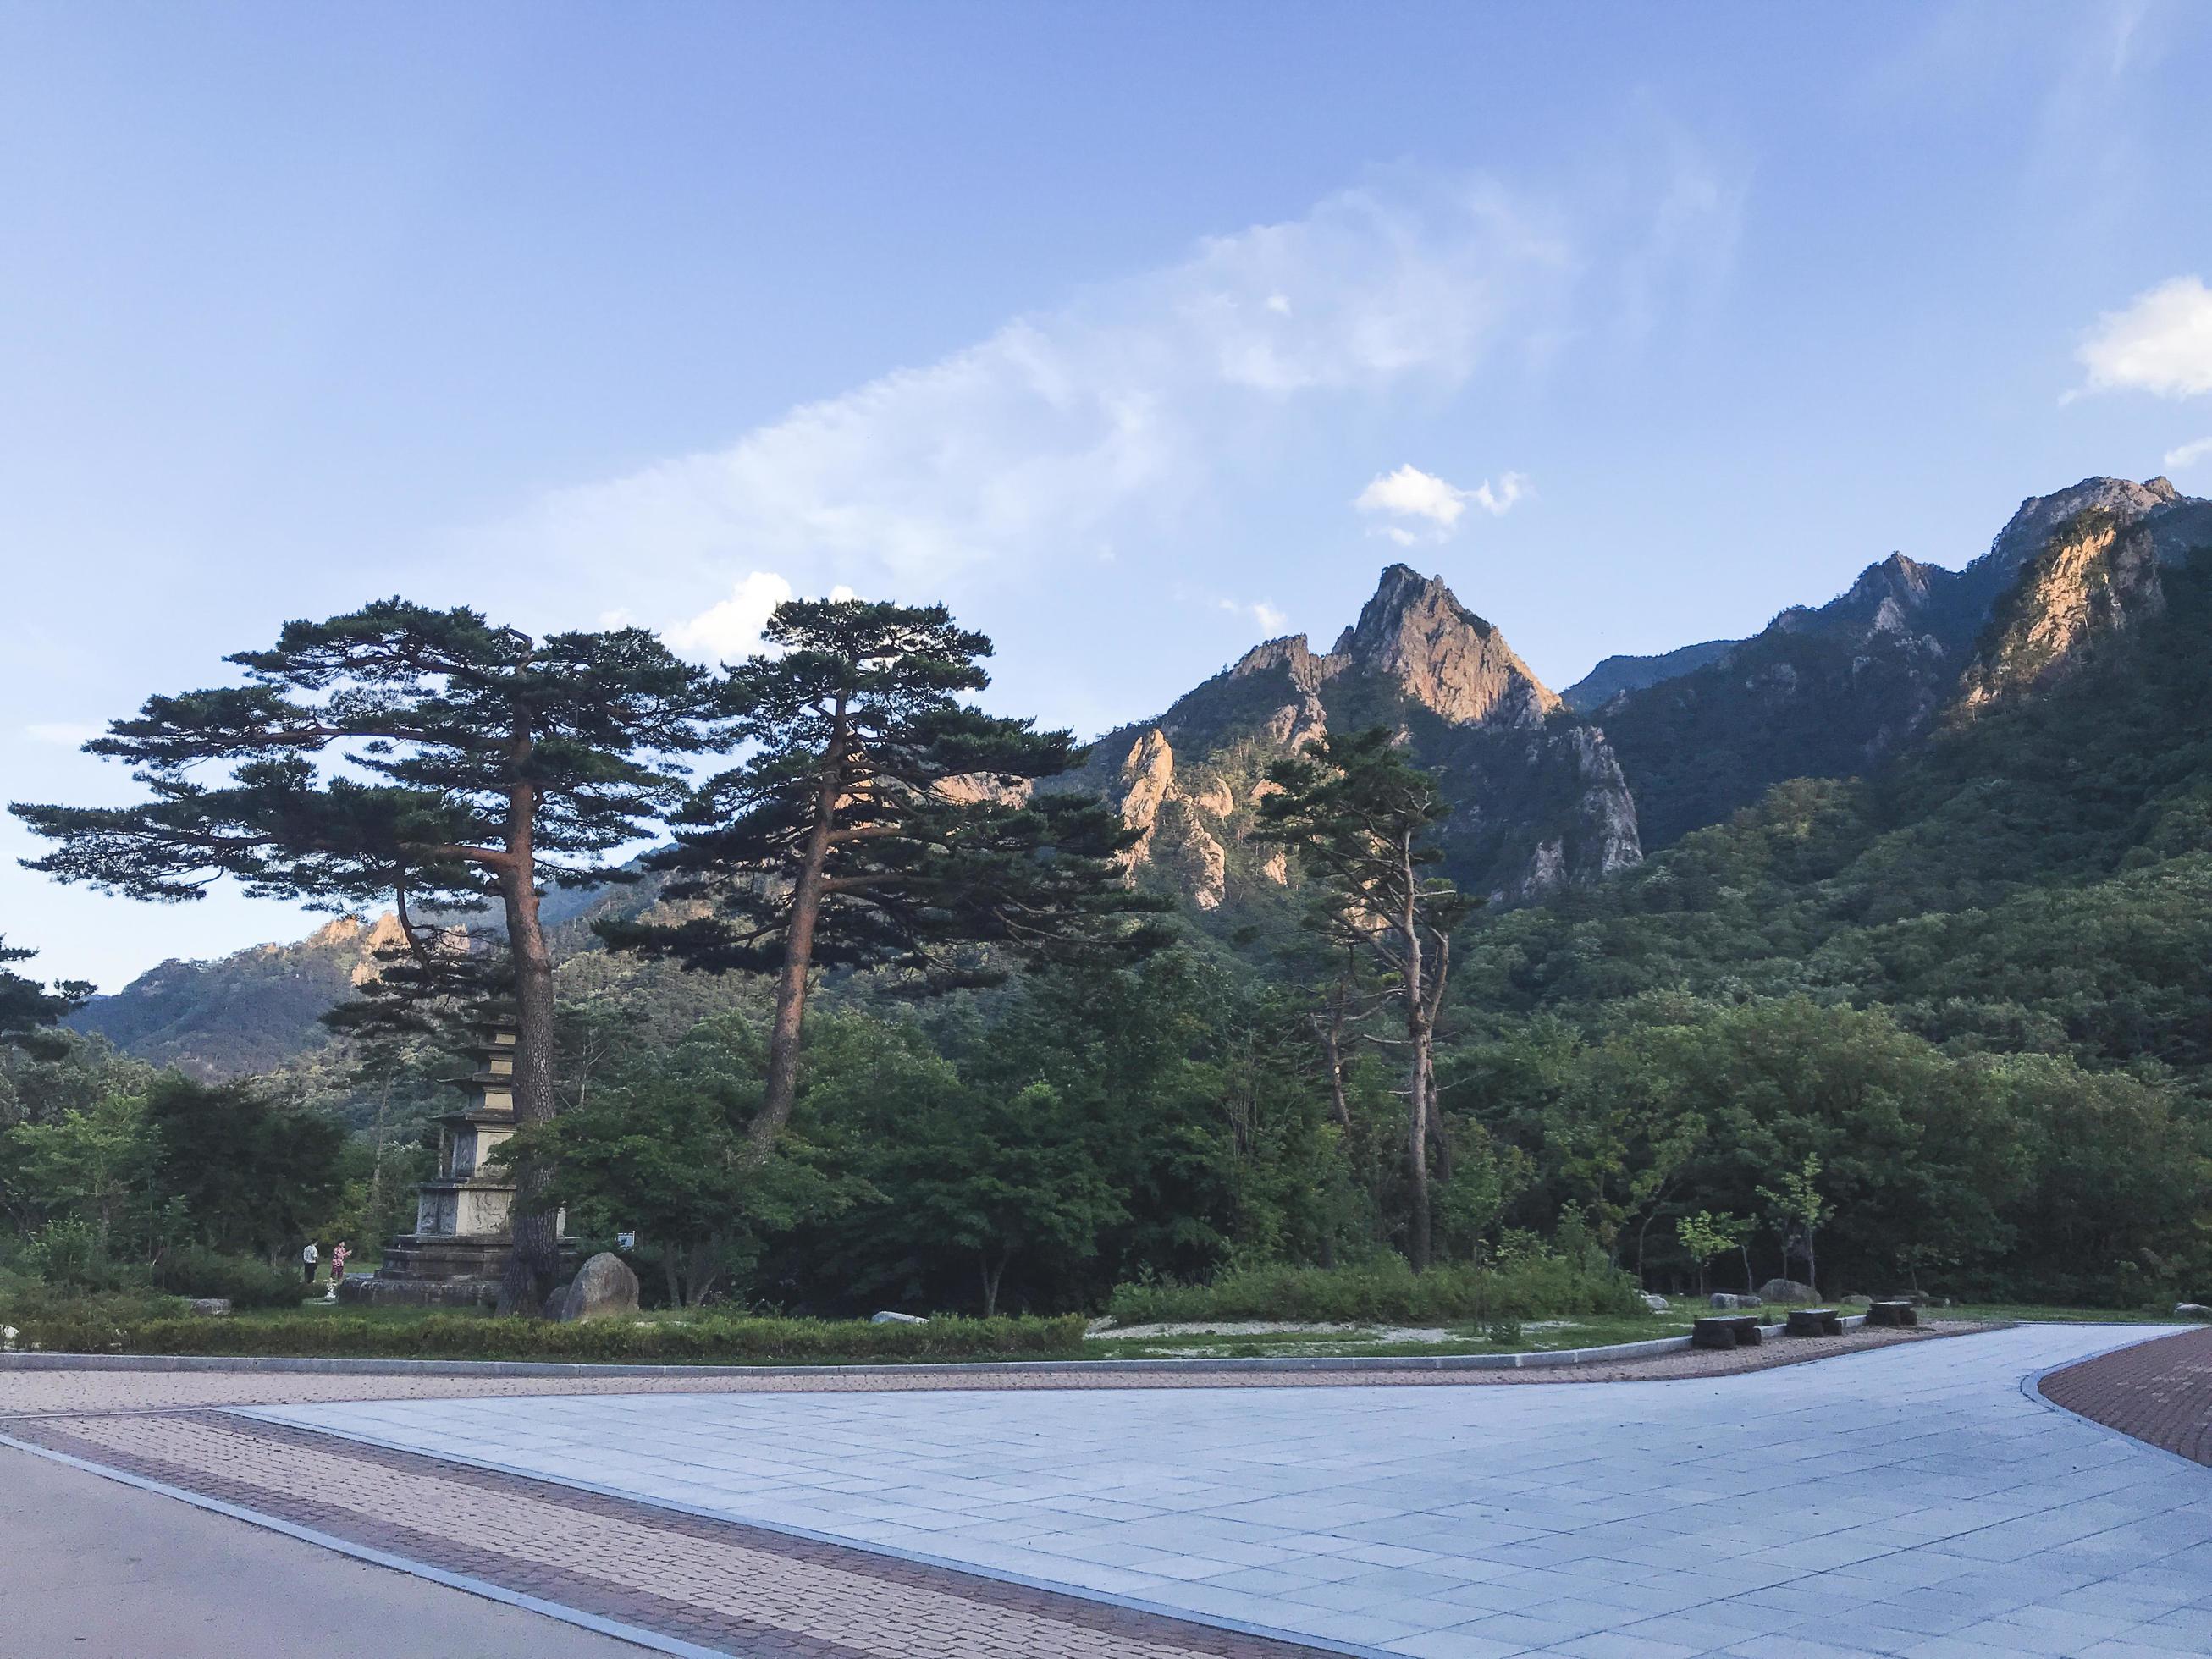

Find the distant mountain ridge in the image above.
[{"left": 1563, "top": 639, "right": 1740, "bottom": 712}]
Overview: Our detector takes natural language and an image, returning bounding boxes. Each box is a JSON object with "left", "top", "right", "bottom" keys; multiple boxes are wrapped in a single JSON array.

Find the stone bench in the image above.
[
  {"left": 1786, "top": 1307, "right": 1844, "bottom": 1337},
  {"left": 1867, "top": 1300, "right": 1918, "bottom": 1327},
  {"left": 1691, "top": 1315, "right": 1764, "bottom": 1350}
]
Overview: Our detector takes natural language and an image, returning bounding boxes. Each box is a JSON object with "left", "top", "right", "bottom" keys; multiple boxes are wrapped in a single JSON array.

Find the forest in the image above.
[{"left": 4, "top": 539, "right": 2210, "bottom": 1329}]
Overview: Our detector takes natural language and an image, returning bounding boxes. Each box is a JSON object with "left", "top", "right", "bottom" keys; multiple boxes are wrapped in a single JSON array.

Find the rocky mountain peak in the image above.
[
  {"left": 1327, "top": 564, "right": 1562, "bottom": 729},
  {"left": 1979, "top": 477, "right": 2182, "bottom": 581},
  {"left": 1229, "top": 633, "right": 1334, "bottom": 693}
]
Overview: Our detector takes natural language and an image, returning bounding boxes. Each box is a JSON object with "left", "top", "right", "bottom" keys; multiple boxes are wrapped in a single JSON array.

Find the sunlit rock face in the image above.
[{"left": 1060, "top": 565, "right": 1641, "bottom": 918}]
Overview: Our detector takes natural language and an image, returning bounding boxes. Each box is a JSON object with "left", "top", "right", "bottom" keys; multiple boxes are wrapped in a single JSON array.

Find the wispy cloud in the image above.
[
  {"left": 475, "top": 158, "right": 1733, "bottom": 617},
  {"left": 2164, "top": 435, "right": 2212, "bottom": 472},
  {"left": 1354, "top": 463, "right": 1529, "bottom": 543},
  {"left": 2076, "top": 275, "right": 2212, "bottom": 399}
]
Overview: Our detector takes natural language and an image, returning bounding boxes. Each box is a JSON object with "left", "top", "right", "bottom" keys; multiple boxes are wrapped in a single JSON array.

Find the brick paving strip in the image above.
[{"left": 2040, "top": 1323, "right": 2212, "bottom": 1466}]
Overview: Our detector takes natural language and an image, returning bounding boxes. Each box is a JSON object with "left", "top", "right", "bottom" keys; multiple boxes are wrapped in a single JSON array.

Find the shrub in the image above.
[
  {"left": 17, "top": 1220, "right": 149, "bottom": 1295},
  {"left": 1, "top": 1307, "right": 1090, "bottom": 1364},
  {"left": 1106, "top": 1255, "right": 1647, "bottom": 1326},
  {"left": 152, "top": 1244, "right": 313, "bottom": 1309}
]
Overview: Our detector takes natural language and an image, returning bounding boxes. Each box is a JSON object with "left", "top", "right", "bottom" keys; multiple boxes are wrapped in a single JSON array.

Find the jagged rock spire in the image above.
[{"left": 1329, "top": 565, "right": 1562, "bottom": 729}]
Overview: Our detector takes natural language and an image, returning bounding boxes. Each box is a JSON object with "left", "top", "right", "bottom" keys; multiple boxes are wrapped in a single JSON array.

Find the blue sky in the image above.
[{"left": 5, "top": 2, "right": 2212, "bottom": 990}]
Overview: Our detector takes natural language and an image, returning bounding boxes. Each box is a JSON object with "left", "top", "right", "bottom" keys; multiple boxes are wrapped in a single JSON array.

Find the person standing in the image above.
[
  {"left": 326, "top": 1241, "right": 350, "bottom": 1301},
  {"left": 301, "top": 1239, "right": 320, "bottom": 1285}
]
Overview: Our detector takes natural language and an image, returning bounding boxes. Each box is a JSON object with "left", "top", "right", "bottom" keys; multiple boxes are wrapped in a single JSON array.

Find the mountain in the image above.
[
  {"left": 69, "top": 912, "right": 404, "bottom": 1079},
  {"left": 67, "top": 879, "right": 643, "bottom": 1081},
  {"left": 1592, "top": 476, "right": 2208, "bottom": 849},
  {"left": 1058, "top": 563, "right": 1641, "bottom": 914},
  {"left": 1562, "top": 638, "right": 1740, "bottom": 712}
]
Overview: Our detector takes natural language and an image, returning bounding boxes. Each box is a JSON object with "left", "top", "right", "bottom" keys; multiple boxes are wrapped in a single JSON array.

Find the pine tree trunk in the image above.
[
  {"left": 498, "top": 764, "right": 562, "bottom": 1316},
  {"left": 1319, "top": 963, "right": 1353, "bottom": 1130},
  {"left": 753, "top": 705, "right": 847, "bottom": 1155},
  {"left": 1401, "top": 836, "right": 1432, "bottom": 1275}
]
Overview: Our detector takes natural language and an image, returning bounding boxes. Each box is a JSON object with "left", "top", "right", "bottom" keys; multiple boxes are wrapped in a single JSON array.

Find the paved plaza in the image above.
[{"left": 7, "top": 1323, "right": 2212, "bottom": 1656}]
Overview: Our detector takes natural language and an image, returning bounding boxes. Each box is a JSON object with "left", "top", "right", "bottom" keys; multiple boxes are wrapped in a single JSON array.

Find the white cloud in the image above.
[
  {"left": 2165, "top": 435, "right": 2212, "bottom": 472},
  {"left": 482, "top": 172, "right": 1721, "bottom": 598},
  {"left": 472, "top": 155, "right": 1735, "bottom": 635},
  {"left": 1216, "top": 598, "right": 1289, "bottom": 635},
  {"left": 1353, "top": 464, "right": 1530, "bottom": 539},
  {"left": 2077, "top": 276, "right": 2212, "bottom": 398},
  {"left": 23, "top": 722, "right": 101, "bottom": 747},
  {"left": 664, "top": 570, "right": 793, "bottom": 662}
]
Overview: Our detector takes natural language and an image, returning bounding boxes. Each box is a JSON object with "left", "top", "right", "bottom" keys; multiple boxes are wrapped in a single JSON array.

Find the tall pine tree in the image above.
[
  {"left": 9, "top": 600, "right": 718, "bottom": 1309},
  {"left": 603, "top": 595, "right": 1170, "bottom": 1150},
  {"left": 1256, "top": 727, "right": 1470, "bottom": 1272}
]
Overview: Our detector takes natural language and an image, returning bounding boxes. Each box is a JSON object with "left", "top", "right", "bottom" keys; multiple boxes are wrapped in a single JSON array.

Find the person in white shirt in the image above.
[{"left": 301, "top": 1240, "right": 320, "bottom": 1285}]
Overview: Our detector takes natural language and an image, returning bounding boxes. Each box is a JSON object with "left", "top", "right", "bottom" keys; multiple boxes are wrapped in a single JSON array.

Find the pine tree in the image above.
[
  {"left": 8, "top": 599, "right": 718, "bottom": 1309},
  {"left": 601, "top": 595, "right": 1171, "bottom": 1152},
  {"left": 1256, "top": 727, "right": 1471, "bottom": 1272},
  {"left": 0, "top": 939, "right": 91, "bottom": 1057}
]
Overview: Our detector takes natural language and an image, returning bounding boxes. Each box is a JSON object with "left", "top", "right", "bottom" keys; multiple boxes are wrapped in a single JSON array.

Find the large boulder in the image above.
[
  {"left": 1708, "top": 1292, "right": 1763, "bottom": 1310},
  {"left": 2176, "top": 1303, "right": 2212, "bottom": 1320},
  {"left": 1641, "top": 1294, "right": 1670, "bottom": 1314},
  {"left": 556, "top": 1253, "right": 640, "bottom": 1323},
  {"left": 1757, "top": 1278, "right": 1820, "bottom": 1304}
]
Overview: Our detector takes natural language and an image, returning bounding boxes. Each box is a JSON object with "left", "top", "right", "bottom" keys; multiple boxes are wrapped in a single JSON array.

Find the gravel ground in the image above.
[{"left": 0, "top": 1320, "right": 1990, "bottom": 1417}]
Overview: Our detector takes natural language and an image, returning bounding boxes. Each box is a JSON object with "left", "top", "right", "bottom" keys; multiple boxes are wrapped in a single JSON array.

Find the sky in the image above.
[{"left": 4, "top": 1, "right": 2212, "bottom": 992}]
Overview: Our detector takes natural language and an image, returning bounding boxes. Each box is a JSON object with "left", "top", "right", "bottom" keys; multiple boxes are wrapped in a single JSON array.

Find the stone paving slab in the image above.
[
  {"left": 242, "top": 1324, "right": 2212, "bottom": 1657},
  {"left": 2040, "top": 1325, "right": 2212, "bottom": 1467}
]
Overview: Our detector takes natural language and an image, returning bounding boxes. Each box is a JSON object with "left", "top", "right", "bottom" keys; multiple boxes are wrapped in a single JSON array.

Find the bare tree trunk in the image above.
[
  {"left": 980, "top": 1248, "right": 1008, "bottom": 1318},
  {"left": 753, "top": 703, "right": 847, "bottom": 1156}
]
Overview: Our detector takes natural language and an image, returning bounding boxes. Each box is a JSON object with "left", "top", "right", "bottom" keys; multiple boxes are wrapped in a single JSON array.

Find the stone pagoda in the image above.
[{"left": 348, "top": 1018, "right": 565, "bottom": 1305}]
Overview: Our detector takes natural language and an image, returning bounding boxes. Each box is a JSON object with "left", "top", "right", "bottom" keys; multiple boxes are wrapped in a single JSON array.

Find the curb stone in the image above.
[{"left": 0, "top": 1317, "right": 1867, "bottom": 1381}]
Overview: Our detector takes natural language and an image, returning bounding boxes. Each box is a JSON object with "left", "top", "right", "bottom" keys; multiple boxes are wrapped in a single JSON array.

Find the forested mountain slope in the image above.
[
  {"left": 1459, "top": 534, "right": 2212, "bottom": 1083},
  {"left": 1593, "top": 476, "right": 2204, "bottom": 848}
]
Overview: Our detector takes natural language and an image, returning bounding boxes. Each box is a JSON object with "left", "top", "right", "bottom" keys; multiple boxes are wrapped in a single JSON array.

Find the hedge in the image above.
[
  {"left": 1106, "top": 1257, "right": 1648, "bottom": 1326},
  {"left": 3, "top": 1307, "right": 1089, "bottom": 1365}
]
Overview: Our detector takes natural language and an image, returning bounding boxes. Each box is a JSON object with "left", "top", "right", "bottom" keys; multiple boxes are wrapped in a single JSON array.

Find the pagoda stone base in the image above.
[
  {"left": 347, "top": 1232, "right": 582, "bottom": 1309},
  {"left": 375, "top": 1232, "right": 518, "bottom": 1282},
  {"left": 339, "top": 1274, "right": 501, "bottom": 1309}
]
